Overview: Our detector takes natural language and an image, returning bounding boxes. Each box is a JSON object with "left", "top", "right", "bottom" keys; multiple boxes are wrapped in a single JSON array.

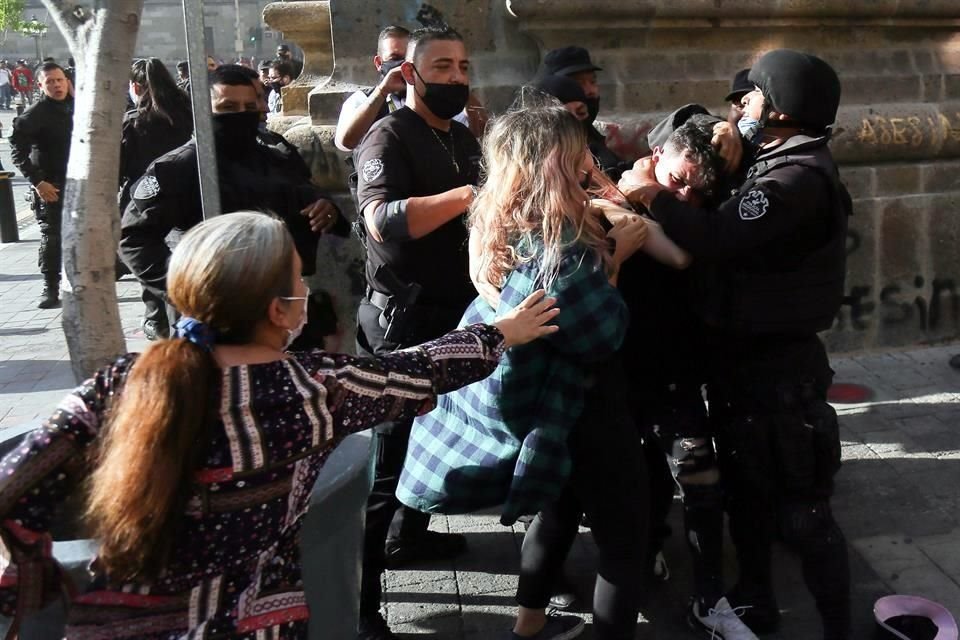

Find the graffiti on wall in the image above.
[
  {"left": 834, "top": 229, "right": 960, "bottom": 335},
  {"left": 856, "top": 112, "right": 960, "bottom": 148},
  {"left": 837, "top": 277, "right": 960, "bottom": 333}
]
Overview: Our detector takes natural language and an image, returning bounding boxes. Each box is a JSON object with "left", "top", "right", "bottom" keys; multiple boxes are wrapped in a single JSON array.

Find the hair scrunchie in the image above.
[{"left": 172, "top": 317, "right": 218, "bottom": 352}]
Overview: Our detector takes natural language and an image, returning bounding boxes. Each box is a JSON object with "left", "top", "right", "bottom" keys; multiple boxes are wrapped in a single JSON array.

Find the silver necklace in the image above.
[{"left": 430, "top": 128, "right": 459, "bottom": 174}]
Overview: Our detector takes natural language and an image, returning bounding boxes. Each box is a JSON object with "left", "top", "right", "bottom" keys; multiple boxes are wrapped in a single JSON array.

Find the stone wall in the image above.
[
  {"left": 5, "top": 0, "right": 956, "bottom": 353},
  {"left": 279, "top": 0, "right": 960, "bottom": 353}
]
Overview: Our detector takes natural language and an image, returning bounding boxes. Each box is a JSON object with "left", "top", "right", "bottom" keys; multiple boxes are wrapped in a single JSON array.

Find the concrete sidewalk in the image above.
[
  {"left": 380, "top": 347, "right": 960, "bottom": 639},
  {"left": 1, "top": 216, "right": 959, "bottom": 638},
  {"left": 0, "top": 221, "right": 149, "bottom": 429}
]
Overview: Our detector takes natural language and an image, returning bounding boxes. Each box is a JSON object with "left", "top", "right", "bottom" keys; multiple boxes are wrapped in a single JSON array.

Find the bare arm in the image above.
[
  {"left": 595, "top": 199, "right": 691, "bottom": 270},
  {"left": 335, "top": 68, "right": 406, "bottom": 152}
]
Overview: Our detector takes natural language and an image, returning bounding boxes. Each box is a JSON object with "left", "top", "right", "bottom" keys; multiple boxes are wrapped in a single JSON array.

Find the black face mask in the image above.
[
  {"left": 269, "top": 81, "right": 284, "bottom": 93},
  {"left": 379, "top": 58, "right": 404, "bottom": 78},
  {"left": 584, "top": 97, "right": 600, "bottom": 126},
  {"left": 212, "top": 111, "right": 260, "bottom": 153},
  {"left": 411, "top": 66, "right": 469, "bottom": 120}
]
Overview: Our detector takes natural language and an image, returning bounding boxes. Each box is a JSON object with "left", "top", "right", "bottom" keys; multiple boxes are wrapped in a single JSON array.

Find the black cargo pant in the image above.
[
  {"left": 356, "top": 297, "right": 463, "bottom": 621},
  {"left": 711, "top": 336, "right": 850, "bottom": 640},
  {"left": 517, "top": 361, "right": 649, "bottom": 640},
  {"left": 35, "top": 193, "right": 63, "bottom": 285}
]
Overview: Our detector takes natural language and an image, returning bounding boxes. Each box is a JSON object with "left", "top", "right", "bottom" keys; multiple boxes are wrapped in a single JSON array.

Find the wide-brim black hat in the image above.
[
  {"left": 724, "top": 68, "right": 753, "bottom": 103},
  {"left": 542, "top": 46, "right": 602, "bottom": 77}
]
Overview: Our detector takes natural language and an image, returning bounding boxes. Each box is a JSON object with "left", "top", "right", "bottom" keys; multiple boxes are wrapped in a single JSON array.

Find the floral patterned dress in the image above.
[{"left": 0, "top": 325, "right": 504, "bottom": 639}]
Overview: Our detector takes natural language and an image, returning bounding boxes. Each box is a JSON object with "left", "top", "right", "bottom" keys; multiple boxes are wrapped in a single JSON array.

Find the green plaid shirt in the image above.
[{"left": 398, "top": 242, "right": 628, "bottom": 524}]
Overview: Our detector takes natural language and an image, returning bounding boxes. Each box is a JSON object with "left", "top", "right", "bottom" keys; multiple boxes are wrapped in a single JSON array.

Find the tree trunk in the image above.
[{"left": 43, "top": 0, "right": 143, "bottom": 382}]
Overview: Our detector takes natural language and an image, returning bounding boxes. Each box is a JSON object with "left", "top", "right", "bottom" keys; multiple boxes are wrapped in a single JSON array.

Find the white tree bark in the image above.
[{"left": 42, "top": 0, "right": 143, "bottom": 381}]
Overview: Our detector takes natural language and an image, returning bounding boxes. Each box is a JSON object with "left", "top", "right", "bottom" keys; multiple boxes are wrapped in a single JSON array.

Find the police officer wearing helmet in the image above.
[{"left": 619, "top": 49, "right": 852, "bottom": 640}]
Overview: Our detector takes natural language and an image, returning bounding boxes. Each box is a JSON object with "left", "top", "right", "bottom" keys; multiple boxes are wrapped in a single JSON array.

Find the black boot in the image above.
[{"left": 37, "top": 280, "right": 60, "bottom": 309}]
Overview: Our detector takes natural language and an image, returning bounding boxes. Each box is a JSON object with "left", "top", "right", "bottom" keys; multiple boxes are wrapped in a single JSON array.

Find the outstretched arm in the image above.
[{"left": 308, "top": 293, "right": 559, "bottom": 434}]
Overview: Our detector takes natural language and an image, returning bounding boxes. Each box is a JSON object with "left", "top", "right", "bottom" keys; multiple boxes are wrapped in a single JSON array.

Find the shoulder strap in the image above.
[{"left": 742, "top": 150, "right": 851, "bottom": 217}]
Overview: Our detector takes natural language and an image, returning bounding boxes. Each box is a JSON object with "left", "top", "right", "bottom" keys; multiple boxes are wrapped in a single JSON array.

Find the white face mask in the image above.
[
  {"left": 280, "top": 295, "right": 309, "bottom": 350},
  {"left": 129, "top": 85, "right": 139, "bottom": 106}
]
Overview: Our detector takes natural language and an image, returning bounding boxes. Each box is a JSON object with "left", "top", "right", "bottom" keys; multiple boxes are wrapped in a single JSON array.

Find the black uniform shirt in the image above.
[
  {"left": 9, "top": 96, "right": 74, "bottom": 186},
  {"left": 355, "top": 106, "right": 481, "bottom": 309},
  {"left": 118, "top": 105, "right": 193, "bottom": 212},
  {"left": 648, "top": 135, "right": 833, "bottom": 267},
  {"left": 649, "top": 134, "right": 847, "bottom": 347},
  {"left": 120, "top": 133, "right": 344, "bottom": 303}
]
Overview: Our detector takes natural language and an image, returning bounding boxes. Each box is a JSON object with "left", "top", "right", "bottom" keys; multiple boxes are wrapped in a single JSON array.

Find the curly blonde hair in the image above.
[{"left": 469, "top": 101, "right": 612, "bottom": 289}]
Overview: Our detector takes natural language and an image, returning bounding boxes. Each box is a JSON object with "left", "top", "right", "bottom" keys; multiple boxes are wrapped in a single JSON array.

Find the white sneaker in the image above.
[{"left": 688, "top": 596, "right": 759, "bottom": 640}]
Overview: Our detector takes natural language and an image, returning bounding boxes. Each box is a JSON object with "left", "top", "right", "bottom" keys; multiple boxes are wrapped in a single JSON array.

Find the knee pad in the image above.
[{"left": 778, "top": 500, "right": 844, "bottom": 551}]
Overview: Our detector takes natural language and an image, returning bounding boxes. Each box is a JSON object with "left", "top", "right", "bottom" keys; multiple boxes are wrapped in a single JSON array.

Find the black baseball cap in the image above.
[
  {"left": 542, "top": 46, "right": 602, "bottom": 77},
  {"left": 724, "top": 68, "right": 753, "bottom": 103}
]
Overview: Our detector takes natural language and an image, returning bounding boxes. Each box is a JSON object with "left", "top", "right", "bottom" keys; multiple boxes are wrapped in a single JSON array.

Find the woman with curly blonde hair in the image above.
[{"left": 400, "top": 103, "right": 651, "bottom": 640}]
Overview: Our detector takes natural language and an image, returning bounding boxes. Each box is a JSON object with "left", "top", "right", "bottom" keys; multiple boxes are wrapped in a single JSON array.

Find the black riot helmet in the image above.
[{"left": 748, "top": 49, "right": 841, "bottom": 132}]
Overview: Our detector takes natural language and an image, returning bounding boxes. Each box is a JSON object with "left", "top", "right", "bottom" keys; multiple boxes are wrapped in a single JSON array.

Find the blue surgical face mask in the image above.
[{"left": 738, "top": 115, "right": 764, "bottom": 145}]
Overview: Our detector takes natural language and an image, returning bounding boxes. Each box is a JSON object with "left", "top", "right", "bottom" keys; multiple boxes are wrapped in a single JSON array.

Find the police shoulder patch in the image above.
[
  {"left": 738, "top": 189, "right": 769, "bottom": 221},
  {"left": 133, "top": 175, "right": 160, "bottom": 201},
  {"left": 361, "top": 158, "right": 384, "bottom": 183}
]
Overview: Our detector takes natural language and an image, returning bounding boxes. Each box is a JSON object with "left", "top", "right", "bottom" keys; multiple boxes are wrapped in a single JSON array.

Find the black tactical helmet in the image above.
[{"left": 748, "top": 49, "right": 841, "bottom": 130}]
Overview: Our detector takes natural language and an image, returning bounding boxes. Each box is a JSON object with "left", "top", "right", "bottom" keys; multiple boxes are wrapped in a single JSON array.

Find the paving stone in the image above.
[
  {"left": 392, "top": 614, "right": 463, "bottom": 637},
  {"left": 384, "top": 578, "right": 460, "bottom": 626},
  {"left": 455, "top": 570, "right": 518, "bottom": 597},
  {"left": 385, "top": 568, "right": 455, "bottom": 590}
]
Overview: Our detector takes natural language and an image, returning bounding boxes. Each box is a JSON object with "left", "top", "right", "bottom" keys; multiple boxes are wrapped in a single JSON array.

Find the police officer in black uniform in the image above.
[
  {"left": 334, "top": 25, "right": 410, "bottom": 153},
  {"left": 620, "top": 49, "right": 852, "bottom": 640},
  {"left": 352, "top": 25, "right": 481, "bottom": 640},
  {"left": 119, "top": 65, "right": 344, "bottom": 335},
  {"left": 9, "top": 62, "right": 73, "bottom": 309}
]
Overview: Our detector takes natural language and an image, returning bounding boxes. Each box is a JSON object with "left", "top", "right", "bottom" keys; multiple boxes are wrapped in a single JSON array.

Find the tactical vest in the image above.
[{"left": 712, "top": 144, "right": 851, "bottom": 335}]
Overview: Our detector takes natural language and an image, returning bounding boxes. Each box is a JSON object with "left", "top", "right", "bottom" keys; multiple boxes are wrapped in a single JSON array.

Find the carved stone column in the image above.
[{"left": 261, "top": 1, "right": 333, "bottom": 116}]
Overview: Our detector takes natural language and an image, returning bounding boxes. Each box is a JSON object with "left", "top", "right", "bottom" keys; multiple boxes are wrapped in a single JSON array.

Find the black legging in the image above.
[{"left": 516, "top": 365, "right": 649, "bottom": 640}]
